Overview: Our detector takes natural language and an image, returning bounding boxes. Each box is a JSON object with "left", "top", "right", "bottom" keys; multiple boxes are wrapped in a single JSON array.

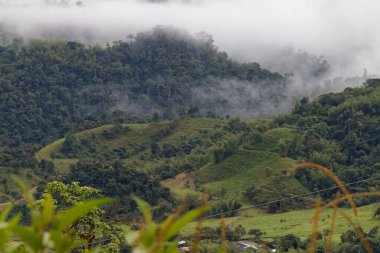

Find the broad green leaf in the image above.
[
  {"left": 132, "top": 196, "right": 152, "bottom": 224},
  {"left": 14, "top": 226, "right": 42, "bottom": 252},
  {"left": 0, "top": 203, "right": 13, "bottom": 222},
  {"left": 5, "top": 241, "right": 23, "bottom": 253},
  {"left": 123, "top": 227, "right": 139, "bottom": 245},
  {"left": 9, "top": 213, "right": 21, "bottom": 227},
  {"left": 42, "top": 194, "right": 54, "bottom": 228},
  {"left": 11, "top": 177, "right": 33, "bottom": 204},
  {"left": 55, "top": 198, "right": 110, "bottom": 231},
  {"left": 166, "top": 242, "right": 179, "bottom": 253},
  {"left": 163, "top": 206, "right": 207, "bottom": 241},
  {"left": 141, "top": 224, "right": 156, "bottom": 248},
  {"left": 49, "top": 230, "right": 71, "bottom": 253},
  {"left": 30, "top": 208, "right": 43, "bottom": 232},
  {"left": 0, "top": 214, "right": 20, "bottom": 249}
]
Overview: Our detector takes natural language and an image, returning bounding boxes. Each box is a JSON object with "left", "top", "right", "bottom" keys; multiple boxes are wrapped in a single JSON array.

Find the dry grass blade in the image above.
[
  {"left": 309, "top": 197, "right": 321, "bottom": 253},
  {"left": 220, "top": 217, "right": 227, "bottom": 253},
  {"left": 337, "top": 209, "right": 373, "bottom": 253},
  {"left": 325, "top": 192, "right": 339, "bottom": 253},
  {"left": 323, "top": 192, "right": 380, "bottom": 210},
  {"left": 191, "top": 210, "right": 205, "bottom": 253},
  {"left": 151, "top": 203, "right": 187, "bottom": 252},
  {"left": 191, "top": 196, "right": 207, "bottom": 253},
  {"left": 293, "top": 163, "right": 358, "bottom": 215}
]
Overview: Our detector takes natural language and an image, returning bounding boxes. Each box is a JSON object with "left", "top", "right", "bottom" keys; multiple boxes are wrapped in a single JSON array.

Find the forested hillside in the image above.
[
  {"left": 0, "top": 27, "right": 285, "bottom": 170},
  {"left": 26, "top": 81, "right": 380, "bottom": 251},
  {"left": 35, "top": 81, "right": 380, "bottom": 218},
  {"left": 275, "top": 79, "right": 380, "bottom": 202}
]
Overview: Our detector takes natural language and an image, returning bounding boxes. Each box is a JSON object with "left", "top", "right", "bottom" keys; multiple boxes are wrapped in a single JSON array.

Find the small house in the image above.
[{"left": 236, "top": 241, "right": 259, "bottom": 252}]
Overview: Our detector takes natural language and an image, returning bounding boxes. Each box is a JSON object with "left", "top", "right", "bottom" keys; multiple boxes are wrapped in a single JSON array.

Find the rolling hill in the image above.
[
  {"left": 34, "top": 115, "right": 380, "bottom": 241},
  {"left": 36, "top": 117, "right": 311, "bottom": 211},
  {"left": 29, "top": 79, "right": 380, "bottom": 246}
]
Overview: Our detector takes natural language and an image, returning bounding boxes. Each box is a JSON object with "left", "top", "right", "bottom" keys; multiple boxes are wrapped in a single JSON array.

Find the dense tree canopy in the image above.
[
  {"left": 65, "top": 159, "right": 173, "bottom": 215},
  {"left": 0, "top": 27, "right": 283, "bottom": 168},
  {"left": 274, "top": 79, "right": 380, "bottom": 200}
]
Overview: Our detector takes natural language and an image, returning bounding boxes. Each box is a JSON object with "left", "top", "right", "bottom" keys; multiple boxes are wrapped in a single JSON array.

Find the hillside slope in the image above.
[
  {"left": 35, "top": 80, "right": 380, "bottom": 212},
  {"left": 36, "top": 118, "right": 311, "bottom": 213},
  {"left": 34, "top": 112, "right": 380, "bottom": 242},
  {"left": 0, "top": 27, "right": 286, "bottom": 169}
]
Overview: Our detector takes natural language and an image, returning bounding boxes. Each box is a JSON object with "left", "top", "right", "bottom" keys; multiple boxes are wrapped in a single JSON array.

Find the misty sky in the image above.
[{"left": 1, "top": 0, "right": 379, "bottom": 77}]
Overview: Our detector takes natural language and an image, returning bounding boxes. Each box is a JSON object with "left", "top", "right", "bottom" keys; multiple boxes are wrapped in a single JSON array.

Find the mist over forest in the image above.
[{"left": 0, "top": 0, "right": 379, "bottom": 108}]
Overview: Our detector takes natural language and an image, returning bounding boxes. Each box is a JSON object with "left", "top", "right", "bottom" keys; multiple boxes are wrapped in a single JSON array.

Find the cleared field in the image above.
[
  {"left": 198, "top": 150, "right": 306, "bottom": 198},
  {"left": 36, "top": 138, "right": 65, "bottom": 161},
  {"left": 36, "top": 119, "right": 228, "bottom": 172},
  {"left": 182, "top": 204, "right": 380, "bottom": 241},
  {"left": 35, "top": 123, "right": 151, "bottom": 173},
  {"left": 196, "top": 126, "right": 307, "bottom": 201}
]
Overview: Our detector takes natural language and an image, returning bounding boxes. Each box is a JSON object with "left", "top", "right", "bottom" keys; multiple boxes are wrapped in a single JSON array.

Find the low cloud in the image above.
[
  {"left": 190, "top": 78, "right": 290, "bottom": 119},
  {"left": 0, "top": 0, "right": 379, "bottom": 117},
  {"left": 0, "top": 0, "right": 379, "bottom": 75}
]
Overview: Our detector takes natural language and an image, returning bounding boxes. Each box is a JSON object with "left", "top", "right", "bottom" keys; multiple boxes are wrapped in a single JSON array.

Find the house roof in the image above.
[{"left": 236, "top": 242, "right": 258, "bottom": 250}]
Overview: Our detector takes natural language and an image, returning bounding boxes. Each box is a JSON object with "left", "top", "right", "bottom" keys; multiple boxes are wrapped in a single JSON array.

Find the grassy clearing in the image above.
[
  {"left": 36, "top": 119, "right": 310, "bottom": 208},
  {"left": 87, "top": 124, "right": 150, "bottom": 151},
  {"left": 35, "top": 124, "right": 151, "bottom": 172},
  {"left": 159, "top": 118, "right": 224, "bottom": 146},
  {"left": 199, "top": 151, "right": 307, "bottom": 200},
  {"left": 196, "top": 126, "right": 306, "bottom": 200},
  {"left": 37, "top": 119, "right": 227, "bottom": 172},
  {"left": 51, "top": 159, "right": 79, "bottom": 174},
  {"left": 36, "top": 138, "right": 65, "bottom": 161},
  {"left": 161, "top": 172, "right": 202, "bottom": 199},
  {"left": 244, "top": 127, "right": 296, "bottom": 152},
  {"left": 182, "top": 204, "right": 380, "bottom": 241}
]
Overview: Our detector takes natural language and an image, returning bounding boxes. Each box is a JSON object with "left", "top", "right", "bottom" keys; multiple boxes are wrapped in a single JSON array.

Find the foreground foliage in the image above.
[
  {"left": 0, "top": 180, "right": 110, "bottom": 252},
  {"left": 0, "top": 164, "right": 380, "bottom": 253}
]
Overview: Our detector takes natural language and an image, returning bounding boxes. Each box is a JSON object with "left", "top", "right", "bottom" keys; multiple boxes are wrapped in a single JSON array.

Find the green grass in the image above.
[
  {"left": 196, "top": 126, "right": 306, "bottom": 201},
  {"left": 159, "top": 118, "right": 224, "bottom": 146},
  {"left": 51, "top": 159, "right": 79, "bottom": 174},
  {"left": 36, "top": 138, "right": 65, "bottom": 161},
  {"left": 198, "top": 151, "right": 307, "bottom": 200},
  {"left": 244, "top": 127, "right": 296, "bottom": 152},
  {"left": 182, "top": 204, "right": 380, "bottom": 242},
  {"left": 35, "top": 123, "right": 151, "bottom": 172},
  {"left": 35, "top": 125, "right": 123, "bottom": 161},
  {"left": 36, "top": 119, "right": 309, "bottom": 206},
  {"left": 86, "top": 123, "right": 150, "bottom": 150}
]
